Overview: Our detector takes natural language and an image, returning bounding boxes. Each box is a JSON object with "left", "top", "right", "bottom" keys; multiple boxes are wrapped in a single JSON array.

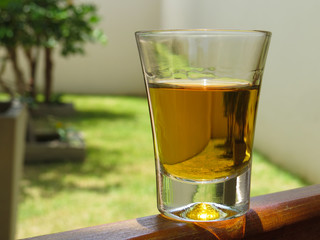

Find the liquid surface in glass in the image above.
[{"left": 149, "top": 80, "right": 259, "bottom": 181}]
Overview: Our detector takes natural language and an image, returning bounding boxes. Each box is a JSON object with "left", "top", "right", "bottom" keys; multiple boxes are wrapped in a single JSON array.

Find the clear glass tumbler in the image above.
[{"left": 135, "top": 29, "right": 271, "bottom": 222}]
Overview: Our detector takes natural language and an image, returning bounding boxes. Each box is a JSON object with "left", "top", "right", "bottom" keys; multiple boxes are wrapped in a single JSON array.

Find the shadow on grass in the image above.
[
  {"left": 20, "top": 146, "right": 124, "bottom": 201},
  {"left": 20, "top": 102, "right": 142, "bottom": 202}
]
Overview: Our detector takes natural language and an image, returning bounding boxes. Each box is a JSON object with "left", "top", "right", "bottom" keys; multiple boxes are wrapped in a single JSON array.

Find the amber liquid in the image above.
[{"left": 149, "top": 80, "right": 259, "bottom": 181}]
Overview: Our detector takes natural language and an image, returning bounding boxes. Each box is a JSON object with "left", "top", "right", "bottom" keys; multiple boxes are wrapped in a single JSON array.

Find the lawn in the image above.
[{"left": 17, "top": 94, "right": 308, "bottom": 238}]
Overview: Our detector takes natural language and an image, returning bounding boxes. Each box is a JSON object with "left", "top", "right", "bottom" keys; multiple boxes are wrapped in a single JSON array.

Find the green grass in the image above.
[{"left": 17, "top": 94, "right": 308, "bottom": 238}]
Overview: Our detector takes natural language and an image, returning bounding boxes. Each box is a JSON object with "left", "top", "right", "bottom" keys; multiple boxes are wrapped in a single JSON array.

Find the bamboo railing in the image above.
[{"left": 23, "top": 184, "right": 320, "bottom": 240}]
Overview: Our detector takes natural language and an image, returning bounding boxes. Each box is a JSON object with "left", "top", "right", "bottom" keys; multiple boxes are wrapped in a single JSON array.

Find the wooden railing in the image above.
[{"left": 23, "top": 184, "right": 320, "bottom": 240}]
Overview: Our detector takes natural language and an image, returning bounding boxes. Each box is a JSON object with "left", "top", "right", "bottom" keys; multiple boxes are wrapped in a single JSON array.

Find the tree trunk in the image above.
[
  {"left": 44, "top": 47, "right": 54, "bottom": 103},
  {"left": 24, "top": 47, "right": 40, "bottom": 100},
  {"left": 7, "top": 47, "right": 27, "bottom": 96}
]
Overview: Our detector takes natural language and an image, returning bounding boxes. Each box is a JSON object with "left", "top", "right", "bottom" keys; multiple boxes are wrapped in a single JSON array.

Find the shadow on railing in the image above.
[{"left": 23, "top": 184, "right": 320, "bottom": 240}]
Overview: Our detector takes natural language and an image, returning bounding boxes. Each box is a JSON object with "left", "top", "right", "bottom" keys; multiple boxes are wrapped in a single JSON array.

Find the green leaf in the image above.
[
  {"left": 89, "top": 15, "right": 99, "bottom": 23},
  {"left": 92, "top": 29, "right": 108, "bottom": 45}
]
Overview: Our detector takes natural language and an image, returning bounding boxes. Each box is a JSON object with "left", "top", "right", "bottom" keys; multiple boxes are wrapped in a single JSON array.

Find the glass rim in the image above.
[{"left": 135, "top": 29, "right": 271, "bottom": 37}]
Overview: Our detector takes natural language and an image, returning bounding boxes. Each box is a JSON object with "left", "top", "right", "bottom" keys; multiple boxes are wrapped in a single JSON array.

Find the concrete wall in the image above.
[
  {"left": 57, "top": 0, "right": 161, "bottom": 95},
  {"left": 0, "top": 103, "right": 27, "bottom": 240},
  {"left": 161, "top": 0, "right": 320, "bottom": 183},
  {"left": 64, "top": 0, "right": 160, "bottom": 95}
]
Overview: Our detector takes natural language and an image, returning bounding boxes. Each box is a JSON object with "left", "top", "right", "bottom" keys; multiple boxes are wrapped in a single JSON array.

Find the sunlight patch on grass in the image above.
[{"left": 251, "top": 151, "right": 308, "bottom": 196}]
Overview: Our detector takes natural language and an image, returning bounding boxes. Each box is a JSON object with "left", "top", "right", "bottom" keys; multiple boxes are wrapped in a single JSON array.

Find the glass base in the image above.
[{"left": 158, "top": 166, "right": 251, "bottom": 222}]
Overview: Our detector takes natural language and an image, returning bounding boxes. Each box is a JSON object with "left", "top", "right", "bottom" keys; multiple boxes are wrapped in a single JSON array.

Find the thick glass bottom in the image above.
[{"left": 157, "top": 165, "right": 251, "bottom": 222}]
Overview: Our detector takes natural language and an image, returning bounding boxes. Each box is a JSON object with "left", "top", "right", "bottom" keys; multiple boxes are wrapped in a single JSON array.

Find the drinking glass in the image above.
[{"left": 135, "top": 29, "right": 271, "bottom": 222}]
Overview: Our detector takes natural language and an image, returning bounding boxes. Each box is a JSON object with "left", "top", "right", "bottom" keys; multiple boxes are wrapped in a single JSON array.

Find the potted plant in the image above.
[{"left": 0, "top": 0, "right": 28, "bottom": 113}]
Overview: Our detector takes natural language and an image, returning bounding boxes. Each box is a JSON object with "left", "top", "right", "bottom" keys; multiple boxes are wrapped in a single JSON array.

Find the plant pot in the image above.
[{"left": 25, "top": 130, "right": 86, "bottom": 163}]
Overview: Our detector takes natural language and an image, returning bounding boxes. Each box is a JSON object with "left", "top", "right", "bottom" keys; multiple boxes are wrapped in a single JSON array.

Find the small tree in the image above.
[
  {"left": 0, "top": 0, "right": 107, "bottom": 103},
  {"left": 0, "top": 1, "right": 28, "bottom": 97}
]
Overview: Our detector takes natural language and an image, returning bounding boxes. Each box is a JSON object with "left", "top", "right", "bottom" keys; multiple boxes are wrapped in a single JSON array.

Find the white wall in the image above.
[
  {"left": 52, "top": 0, "right": 162, "bottom": 95},
  {"left": 162, "top": 0, "right": 320, "bottom": 183}
]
